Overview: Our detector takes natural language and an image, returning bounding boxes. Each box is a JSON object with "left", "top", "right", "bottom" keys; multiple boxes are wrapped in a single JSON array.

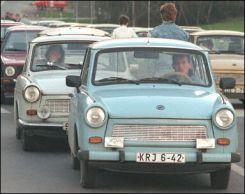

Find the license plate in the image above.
[
  {"left": 136, "top": 152, "right": 185, "bottom": 163},
  {"left": 223, "top": 88, "right": 244, "bottom": 94}
]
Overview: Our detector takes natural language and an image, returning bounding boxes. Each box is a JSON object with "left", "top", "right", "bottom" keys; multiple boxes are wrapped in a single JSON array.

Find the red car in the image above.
[
  {"left": 1, "top": 20, "right": 23, "bottom": 41},
  {"left": 33, "top": 1, "right": 67, "bottom": 11},
  {"left": 1, "top": 25, "right": 48, "bottom": 103}
]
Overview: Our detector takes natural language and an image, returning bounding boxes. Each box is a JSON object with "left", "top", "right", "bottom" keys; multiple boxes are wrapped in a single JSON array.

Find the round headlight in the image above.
[
  {"left": 5, "top": 66, "right": 15, "bottom": 77},
  {"left": 86, "top": 107, "right": 105, "bottom": 127},
  {"left": 24, "top": 86, "right": 40, "bottom": 103},
  {"left": 215, "top": 109, "right": 234, "bottom": 129},
  {"left": 37, "top": 106, "right": 50, "bottom": 120}
]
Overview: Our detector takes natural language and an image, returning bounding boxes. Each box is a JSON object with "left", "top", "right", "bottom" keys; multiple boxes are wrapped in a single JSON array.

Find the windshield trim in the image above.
[
  {"left": 30, "top": 40, "right": 94, "bottom": 72},
  {"left": 91, "top": 47, "right": 212, "bottom": 87}
]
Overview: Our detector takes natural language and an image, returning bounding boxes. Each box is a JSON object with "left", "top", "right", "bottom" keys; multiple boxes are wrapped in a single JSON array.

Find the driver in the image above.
[
  {"left": 45, "top": 45, "right": 65, "bottom": 64},
  {"left": 172, "top": 54, "right": 202, "bottom": 83}
]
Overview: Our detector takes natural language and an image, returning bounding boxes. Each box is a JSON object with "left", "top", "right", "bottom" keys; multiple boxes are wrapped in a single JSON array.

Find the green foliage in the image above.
[{"left": 200, "top": 17, "right": 244, "bottom": 32}]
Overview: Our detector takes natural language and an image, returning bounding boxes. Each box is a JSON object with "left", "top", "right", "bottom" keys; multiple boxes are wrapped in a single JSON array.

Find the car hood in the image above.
[
  {"left": 210, "top": 54, "right": 244, "bottom": 71},
  {"left": 91, "top": 87, "right": 222, "bottom": 119},
  {"left": 28, "top": 70, "right": 81, "bottom": 95},
  {"left": 1, "top": 52, "right": 26, "bottom": 65}
]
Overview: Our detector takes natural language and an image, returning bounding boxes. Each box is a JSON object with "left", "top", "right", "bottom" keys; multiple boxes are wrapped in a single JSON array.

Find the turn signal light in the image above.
[
  {"left": 26, "top": 109, "right": 37, "bottom": 116},
  {"left": 89, "top": 136, "right": 102, "bottom": 144},
  {"left": 217, "top": 138, "right": 230, "bottom": 145}
]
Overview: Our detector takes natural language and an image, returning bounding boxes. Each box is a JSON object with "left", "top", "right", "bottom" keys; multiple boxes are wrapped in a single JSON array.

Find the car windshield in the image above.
[
  {"left": 31, "top": 42, "right": 90, "bottom": 72},
  {"left": 93, "top": 48, "right": 211, "bottom": 86},
  {"left": 197, "top": 35, "right": 244, "bottom": 54},
  {"left": 3, "top": 31, "right": 39, "bottom": 52}
]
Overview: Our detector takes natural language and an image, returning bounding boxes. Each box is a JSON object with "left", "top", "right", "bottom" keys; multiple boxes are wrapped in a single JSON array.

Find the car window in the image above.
[
  {"left": 2, "top": 31, "right": 39, "bottom": 52},
  {"left": 31, "top": 42, "right": 90, "bottom": 72},
  {"left": 93, "top": 48, "right": 211, "bottom": 87},
  {"left": 197, "top": 35, "right": 244, "bottom": 54}
]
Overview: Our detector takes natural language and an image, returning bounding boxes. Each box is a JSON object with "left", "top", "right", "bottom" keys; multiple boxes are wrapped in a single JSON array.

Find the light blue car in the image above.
[{"left": 66, "top": 38, "right": 240, "bottom": 189}]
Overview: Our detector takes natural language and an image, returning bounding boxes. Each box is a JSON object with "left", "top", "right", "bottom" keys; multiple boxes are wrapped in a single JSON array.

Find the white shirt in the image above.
[{"left": 112, "top": 25, "right": 137, "bottom": 39}]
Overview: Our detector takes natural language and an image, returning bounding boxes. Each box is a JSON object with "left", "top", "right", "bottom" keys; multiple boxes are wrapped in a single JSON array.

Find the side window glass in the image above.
[{"left": 81, "top": 49, "right": 91, "bottom": 86}]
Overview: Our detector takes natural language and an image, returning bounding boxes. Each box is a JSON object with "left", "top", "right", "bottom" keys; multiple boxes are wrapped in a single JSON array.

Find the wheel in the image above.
[
  {"left": 15, "top": 104, "right": 21, "bottom": 140},
  {"left": 16, "top": 125, "right": 21, "bottom": 140},
  {"left": 71, "top": 152, "right": 80, "bottom": 170},
  {"left": 210, "top": 166, "right": 231, "bottom": 189},
  {"left": 21, "top": 129, "right": 34, "bottom": 151},
  {"left": 80, "top": 160, "right": 97, "bottom": 188},
  {"left": 1, "top": 92, "right": 5, "bottom": 104}
]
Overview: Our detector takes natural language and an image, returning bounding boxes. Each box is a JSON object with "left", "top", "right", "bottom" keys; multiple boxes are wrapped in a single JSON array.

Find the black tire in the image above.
[
  {"left": 71, "top": 152, "right": 80, "bottom": 170},
  {"left": 16, "top": 125, "right": 21, "bottom": 140},
  {"left": 15, "top": 104, "right": 21, "bottom": 140},
  {"left": 210, "top": 166, "right": 231, "bottom": 189},
  {"left": 80, "top": 160, "right": 97, "bottom": 188},
  {"left": 21, "top": 129, "right": 34, "bottom": 151},
  {"left": 1, "top": 92, "right": 5, "bottom": 104}
]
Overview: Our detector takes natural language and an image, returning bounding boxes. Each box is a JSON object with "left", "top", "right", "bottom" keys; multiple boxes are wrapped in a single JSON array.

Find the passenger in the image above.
[
  {"left": 172, "top": 54, "right": 202, "bottom": 83},
  {"left": 199, "top": 40, "right": 214, "bottom": 51},
  {"left": 149, "top": 3, "right": 189, "bottom": 41},
  {"left": 111, "top": 15, "right": 137, "bottom": 39},
  {"left": 46, "top": 45, "right": 65, "bottom": 64}
]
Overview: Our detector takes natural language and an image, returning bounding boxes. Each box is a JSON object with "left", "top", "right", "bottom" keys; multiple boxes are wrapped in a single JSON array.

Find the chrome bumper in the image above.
[{"left": 18, "top": 119, "right": 63, "bottom": 128}]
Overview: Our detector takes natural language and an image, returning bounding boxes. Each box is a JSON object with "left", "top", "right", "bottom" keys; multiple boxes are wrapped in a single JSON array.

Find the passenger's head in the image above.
[
  {"left": 172, "top": 54, "right": 192, "bottom": 75},
  {"left": 160, "top": 3, "right": 177, "bottom": 22},
  {"left": 46, "top": 45, "right": 64, "bottom": 63},
  {"left": 118, "top": 15, "right": 130, "bottom": 26}
]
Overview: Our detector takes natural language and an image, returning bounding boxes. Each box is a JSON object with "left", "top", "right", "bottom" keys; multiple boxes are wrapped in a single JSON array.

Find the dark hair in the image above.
[
  {"left": 172, "top": 54, "right": 191, "bottom": 65},
  {"left": 118, "top": 15, "right": 129, "bottom": 25},
  {"left": 45, "top": 45, "right": 64, "bottom": 63},
  {"left": 160, "top": 3, "right": 177, "bottom": 21}
]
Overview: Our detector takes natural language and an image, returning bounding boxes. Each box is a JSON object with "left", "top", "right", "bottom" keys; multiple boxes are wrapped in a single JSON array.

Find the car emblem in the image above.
[{"left": 156, "top": 105, "right": 165, "bottom": 110}]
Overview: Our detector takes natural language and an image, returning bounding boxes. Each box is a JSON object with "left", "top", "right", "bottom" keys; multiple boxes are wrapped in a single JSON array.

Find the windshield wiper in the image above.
[
  {"left": 96, "top": 77, "right": 140, "bottom": 84},
  {"left": 36, "top": 64, "right": 67, "bottom": 70},
  {"left": 138, "top": 77, "right": 182, "bottom": 86},
  {"left": 4, "top": 48, "right": 26, "bottom": 52}
]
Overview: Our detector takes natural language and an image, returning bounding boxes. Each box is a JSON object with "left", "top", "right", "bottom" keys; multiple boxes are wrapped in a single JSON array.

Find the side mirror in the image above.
[
  {"left": 219, "top": 77, "right": 236, "bottom": 89},
  {"left": 66, "top": 75, "right": 81, "bottom": 88}
]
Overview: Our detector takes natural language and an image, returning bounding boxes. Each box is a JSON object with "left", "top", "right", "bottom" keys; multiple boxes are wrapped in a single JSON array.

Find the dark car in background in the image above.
[
  {"left": 1, "top": 25, "right": 48, "bottom": 104},
  {"left": 1, "top": 20, "right": 23, "bottom": 42}
]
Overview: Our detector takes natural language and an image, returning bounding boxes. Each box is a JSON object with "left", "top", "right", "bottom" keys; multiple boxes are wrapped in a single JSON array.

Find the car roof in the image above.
[
  {"left": 87, "top": 24, "right": 120, "bottom": 28},
  {"left": 37, "top": 27, "right": 110, "bottom": 37},
  {"left": 181, "top": 26, "right": 203, "bottom": 30},
  {"left": 129, "top": 27, "right": 153, "bottom": 32},
  {"left": 6, "top": 24, "right": 48, "bottom": 31},
  {"left": 191, "top": 30, "right": 244, "bottom": 36},
  {"left": 90, "top": 38, "right": 204, "bottom": 51},
  {"left": 31, "top": 34, "right": 111, "bottom": 43}
]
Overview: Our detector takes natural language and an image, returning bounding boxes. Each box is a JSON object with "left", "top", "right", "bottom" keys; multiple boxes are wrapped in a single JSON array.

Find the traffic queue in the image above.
[{"left": 0, "top": 4, "right": 244, "bottom": 189}]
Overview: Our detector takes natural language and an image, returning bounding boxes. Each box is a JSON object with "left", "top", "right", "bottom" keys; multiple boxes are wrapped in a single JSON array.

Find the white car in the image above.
[{"left": 14, "top": 28, "right": 110, "bottom": 151}]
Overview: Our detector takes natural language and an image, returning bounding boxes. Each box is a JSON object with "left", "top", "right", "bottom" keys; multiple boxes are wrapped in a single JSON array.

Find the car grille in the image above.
[
  {"left": 45, "top": 99, "right": 70, "bottom": 113},
  {"left": 112, "top": 125, "right": 207, "bottom": 141}
]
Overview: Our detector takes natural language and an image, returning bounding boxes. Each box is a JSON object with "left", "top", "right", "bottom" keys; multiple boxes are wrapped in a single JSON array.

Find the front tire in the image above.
[
  {"left": 80, "top": 160, "right": 97, "bottom": 188},
  {"left": 71, "top": 152, "right": 80, "bottom": 170},
  {"left": 21, "top": 129, "right": 34, "bottom": 151},
  {"left": 210, "top": 166, "right": 231, "bottom": 189}
]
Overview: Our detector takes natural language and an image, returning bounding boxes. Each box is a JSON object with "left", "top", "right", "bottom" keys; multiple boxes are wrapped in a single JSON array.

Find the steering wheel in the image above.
[{"left": 162, "top": 72, "right": 193, "bottom": 83}]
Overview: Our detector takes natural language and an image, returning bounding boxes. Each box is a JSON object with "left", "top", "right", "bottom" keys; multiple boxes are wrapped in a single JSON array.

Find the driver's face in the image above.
[
  {"left": 173, "top": 56, "right": 192, "bottom": 75},
  {"left": 49, "top": 50, "right": 61, "bottom": 62}
]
